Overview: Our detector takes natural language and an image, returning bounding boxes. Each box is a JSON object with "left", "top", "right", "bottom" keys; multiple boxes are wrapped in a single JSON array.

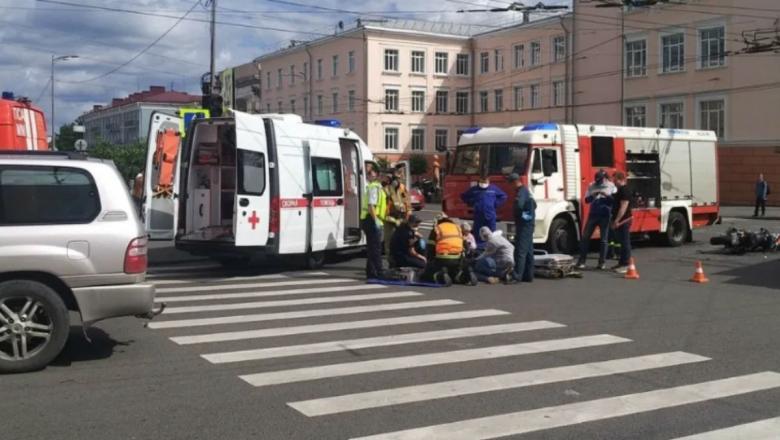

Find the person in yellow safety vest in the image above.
[
  {"left": 424, "top": 214, "right": 477, "bottom": 286},
  {"left": 384, "top": 170, "right": 412, "bottom": 267},
  {"left": 360, "top": 166, "right": 387, "bottom": 279}
]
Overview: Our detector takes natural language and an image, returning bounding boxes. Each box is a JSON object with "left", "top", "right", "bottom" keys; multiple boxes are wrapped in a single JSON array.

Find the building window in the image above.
[
  {"left": 290, "top": 65, "right": 296, "bottom": 84},
  {"left": 384, "top": 49, "right": 399, "bottom": 72},
  {"left": 411, "top": 51, "right": 425, "bottom": 73},
  {"left": 266, "top": 72, "right": 271, "bottom": 90},
  {"left": 479, "top": 91, "right": 488, "bottom": 112},
  {"left": 662, "top": 33, "right": 685, "bottom": 73},
  {"left": 625, "top": 39, "right": 647, "bottom": 77},
  {"left": 348, "top": 90, "right": 355, "bottom": 112},
  {"left": 435, "top": 129, "right": 448, "bottom": 151},
  {"left": 384, "top": 127, "right": 399, "bottom": 150},
  {"left": 332, "top": 55, "right": 339, "bottom": 77},
  {"left": 332, "top": 92, "right": 338, "bottom": 113},
  {"left": 494, "top": 89, "right": 503, "bottom": 112},
  {"left": 480, "top": 52, "right": 489, "bottom": 74},
  {"left": 553, "top": 36, "right": 566, "bottom": 62},
  {"left": 411, "top": 128, "right": 425, "bottom": 151},
  {"left": 317, "top": 59, "right": 323, "bottom": 80},
  {"left": 290, "top": 99, "right": 296, "bottom": 114},
  {"left": 303, "top": 62, "right": 308, "bottom": 81},
  {"left": 277, "top": 101, "right": 283, "bottom": 113},
  {"left": 456, "top": 53, "right": 469, "bottom": 75},
  {"left": 513, "top": 44, "right": 524, "bottom": 69},
  {"left": 530, "top": 84, "right": 540, "bottom": 108},
  {"left": 456, "top": 129, "right": 465, "bottom": 144},
  {"left": 553, "top": 80, "right": 564, "bottom": 107},
  {"left": 385, "top": 89, "right": 399, "bottom": 112},
  {"left": 494, "top": 49, "right": 504, "bottom": 71},
  {"left": 317, "top": 95, "right": 323, "bottom": 115},
  {"left": 436, "top": 90, "right": 448, "bottom": 113},
  {"left": 456, "top": 92, "right": 469, "bottom": 114},
  {"left": 660, "top": 102, "right": 684, "bottom": 128},
  {"left": 266, "top": 103, "right": 271, "bottom": 113},
  {"left": 348, "top": 50, "right": 355, "bottom": 73},
  {"left": 303, "top": 96, "right": 309, "bottom": 117},
  {"left": 625, "top": 105, "right": 646, "bottom": 127},
  {"left": 435, "top": 52, "right": 449, "bottom": 74},
  {"left": 530, "top": 41, "right": 541, "bottom": 66},
  {"left": 513, "top": 86, "right": 524, "bottom": 110},
  {"left": 411, "top": 90, "right": 425, "bottom": 112},
  {"left": 277, "top": 68, "right": 283, "bottom": 88},
  {"left": 700, "top": 26, "right": 725, "bottom": 69},
  {"left": 700, "top": 99, "right": 725, "bottom": 138}
]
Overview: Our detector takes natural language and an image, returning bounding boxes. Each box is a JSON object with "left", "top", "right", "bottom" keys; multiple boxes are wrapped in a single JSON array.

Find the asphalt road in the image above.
[{"left": 4, "top": 206, "right": 780, "bottom": 440}]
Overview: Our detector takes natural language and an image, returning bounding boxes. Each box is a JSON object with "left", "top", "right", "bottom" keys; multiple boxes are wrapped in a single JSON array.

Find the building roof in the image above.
[{"left": 81, "top": 86, "right": 200, "bottom": 116}]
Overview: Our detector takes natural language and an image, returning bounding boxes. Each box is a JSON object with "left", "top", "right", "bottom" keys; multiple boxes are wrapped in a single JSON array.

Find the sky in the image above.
[{"left": 0, "top": 0, "right": 569, "bottom": 135}]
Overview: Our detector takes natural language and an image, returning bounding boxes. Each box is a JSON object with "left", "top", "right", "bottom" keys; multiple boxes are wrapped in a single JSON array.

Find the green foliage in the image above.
[
  {"left": 375, "top": 156, "right": 390, "bottom": 173},
  {"left": 88, "top": 139, "right": 147, "bottom": 182},
  {"left": 409, "top": 153, "right": 428, "bottom": 176},
  {"left": 53, "top": 124, "right": 80, "bottom": 151}
]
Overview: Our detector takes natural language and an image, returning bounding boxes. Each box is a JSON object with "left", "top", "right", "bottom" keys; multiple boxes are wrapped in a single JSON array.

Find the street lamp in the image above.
[{"left": 51, "top": 54, "right": 78, "bottom": 150}]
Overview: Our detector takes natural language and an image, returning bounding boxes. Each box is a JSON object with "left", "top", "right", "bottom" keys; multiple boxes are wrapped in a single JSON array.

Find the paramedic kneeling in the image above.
[
  {"left": 361, "top": 167, "right": 387, "bottom": 278},
  {"left": 474, "top": 227, "right": 515, "bottom": 284},
  {"left": 390, "top": 215, "right": 427, "bottom": 269}
]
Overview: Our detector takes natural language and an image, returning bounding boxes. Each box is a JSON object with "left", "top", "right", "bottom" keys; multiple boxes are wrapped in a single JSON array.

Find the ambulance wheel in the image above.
[
  {"left": 547, "top": 217, "right": 577, "bottom": 255},
  {"left": 304, "top": 251, "right": 326, "bottom": 270},
  {"left": 664, "top": 211, "right": 688, "bottom": 247}
]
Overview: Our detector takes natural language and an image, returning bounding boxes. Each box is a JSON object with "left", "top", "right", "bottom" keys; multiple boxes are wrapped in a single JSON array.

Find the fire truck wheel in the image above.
[
  {"left": 304, "top": 251, "right": 326, "bottom": 270},
  {"left": 547, "top": 217, "right": 578, "bottom": 255},
  {"left": 664, "top": 211, "right": 688, "bottom": 247}
]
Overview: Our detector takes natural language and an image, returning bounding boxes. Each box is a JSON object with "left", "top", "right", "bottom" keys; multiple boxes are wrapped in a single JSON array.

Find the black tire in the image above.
[
  {"left": 547, "top": 217, "right": 578, "bottom": 255},
  {"left": 664, "top": 211, "right": 688, "bottom": 247},
  {"left": 0, "top": 280, "right": 70, "bottom": 374},
  {"left": 304, "top": 251, "right": 326, "bottom": 270}
]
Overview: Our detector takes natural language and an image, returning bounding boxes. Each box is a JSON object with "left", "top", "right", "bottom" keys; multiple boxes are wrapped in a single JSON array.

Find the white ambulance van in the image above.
[{"left": 142, "top": 110, "right": 373, "bottom": 268}]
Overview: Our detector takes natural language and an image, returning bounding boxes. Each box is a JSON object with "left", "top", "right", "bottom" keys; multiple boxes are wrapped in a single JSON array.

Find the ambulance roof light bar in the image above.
[
  {"left": 522, "top": 123, "right": 558, "bottom": 131},
  {"left": 314, "top": 119, "right": 342, "bottom": 128},
  {"left": 2, "top": 91, "right": 13, "bottom": 100},
  {"left": 461, "top": 127, "right": 481, "bottom": 134}
]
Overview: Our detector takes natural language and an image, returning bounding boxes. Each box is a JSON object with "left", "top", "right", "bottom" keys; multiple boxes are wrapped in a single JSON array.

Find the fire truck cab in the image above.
[
  {"left": 0, "top": 92, "right": 48, "bottom": 151},
  {"left": 444, "top": 123, "right": 719, "bottom": 253},
  {"left": 143, "top": 110, "right": 373, "bottom": 268}
]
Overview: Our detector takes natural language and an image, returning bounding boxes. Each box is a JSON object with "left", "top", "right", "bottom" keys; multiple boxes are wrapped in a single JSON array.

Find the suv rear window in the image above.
[{"left": 0, "top": 166, "right": 101, "bottom": 225}]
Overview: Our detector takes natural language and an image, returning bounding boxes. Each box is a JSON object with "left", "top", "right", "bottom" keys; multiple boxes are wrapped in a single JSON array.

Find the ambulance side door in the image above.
[
  {"left": 143, "top": 111, "right": 182, "bottom": 240},
  {"left": 308, "top": 139, "right": 344, "bottom": 251},
  {"left": 234, "top": 111, "right": 270, "bottom": 247}
]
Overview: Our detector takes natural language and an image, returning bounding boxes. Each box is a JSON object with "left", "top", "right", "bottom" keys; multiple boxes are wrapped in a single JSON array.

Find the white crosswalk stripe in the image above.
[
  {"left": 170, "top": 309, "right": 510, "bottom": 345},
  {"left": 672, "top": 417, "right": 780, "bottom": 440},
  {"left": 202, "top": 321, "right": 564, "bottom": 364},
  {"left": 155, "top": 284, "right": 386, "bottom": 303},
  {"left": 148, "top": 271, "right": 330, "bottom": 285},
  {"left": 289, "top": 351, "right": 710, "bottom": 416},
  {"left": 350, "top": 372, "right": 780, "bottom": 440},
  {"left": 155, "top": 278, "right": 355, "bottom": 294},
  {"left": 148, "top": 299, "right": 463, "bottom": 330},
  {"left": 239, "top": 334, "right": 630, "bottom": 387},
  {"left": 162, "top": 291, "right": 423, "bottom": 315}
]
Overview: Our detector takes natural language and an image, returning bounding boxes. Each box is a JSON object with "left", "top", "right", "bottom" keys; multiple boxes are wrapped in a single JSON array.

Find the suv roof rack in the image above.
[{"left": 0, "top": 150, "right": 89, "bottom": 160}]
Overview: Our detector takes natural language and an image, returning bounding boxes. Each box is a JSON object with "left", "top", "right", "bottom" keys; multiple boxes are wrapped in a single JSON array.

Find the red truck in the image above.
[{"left": 0, "top": 91, "right": 48, "bottom": 151}]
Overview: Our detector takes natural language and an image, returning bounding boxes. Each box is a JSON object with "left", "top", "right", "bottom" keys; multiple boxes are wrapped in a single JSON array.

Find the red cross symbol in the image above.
[{"left": 248, "top": 211, "right": 260, "bottom": 230}]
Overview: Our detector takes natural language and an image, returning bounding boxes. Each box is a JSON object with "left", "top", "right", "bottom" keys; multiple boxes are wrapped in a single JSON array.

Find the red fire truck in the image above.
[
  {"left": 443, "top": 123, "right": 720, "bottom": 253},
  {"left": 0, "top": 92, "right": 48, "bottom": 151}
]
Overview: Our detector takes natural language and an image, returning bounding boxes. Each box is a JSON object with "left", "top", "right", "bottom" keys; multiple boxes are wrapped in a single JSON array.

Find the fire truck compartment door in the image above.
[
  {"left": 144, "top": 111, "right": 182, "bottom": 241},
  {"left": 234, "top": 111, "right": 270, "bottom": 247}
]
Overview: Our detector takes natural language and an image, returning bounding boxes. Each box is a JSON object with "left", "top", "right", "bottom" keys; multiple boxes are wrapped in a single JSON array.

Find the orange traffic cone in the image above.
[
  {"left": 624, "top": 258, "right": 640, "bottom": 280},
  {"left": 690, "top": 261, "right": 709, "bottom": 283}
]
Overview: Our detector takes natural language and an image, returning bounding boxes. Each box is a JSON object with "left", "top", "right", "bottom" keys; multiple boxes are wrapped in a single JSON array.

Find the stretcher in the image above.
[{"left": 534, "top": 250, "right": 583, "bottom": 279}]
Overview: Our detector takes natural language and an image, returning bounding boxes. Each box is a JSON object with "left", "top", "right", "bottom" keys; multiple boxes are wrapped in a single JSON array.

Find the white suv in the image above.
[{"left": 0, "top": 151, "right": 155, "bottom": 373}]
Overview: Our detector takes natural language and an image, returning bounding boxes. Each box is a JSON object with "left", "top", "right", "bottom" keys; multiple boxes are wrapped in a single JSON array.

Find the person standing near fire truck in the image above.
[
  {"left": 576, "top": 170, "right": 616, "bottom": 270},
  {"left": 460, "top": 176, "right": 508, "bottom": 247}
]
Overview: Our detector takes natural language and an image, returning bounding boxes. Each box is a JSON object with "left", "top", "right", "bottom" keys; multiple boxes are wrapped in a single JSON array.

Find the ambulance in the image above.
[
  {"left": 443, "top": 123, "right": 720, "bottom": 253},
  {"left": 0, "top": 92, "right": 48, "bottom": 151},
  {"left": 142, "top": 110, "right": 374, "bottom": 268}
]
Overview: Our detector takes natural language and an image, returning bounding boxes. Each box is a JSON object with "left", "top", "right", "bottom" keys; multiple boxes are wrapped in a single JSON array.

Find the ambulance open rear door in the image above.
[
  {"left": 233, "top": 111, "right": 270, "bottom": 247},
  {"left": 143, "top": 112, "right": 182, "bottom": 240}
]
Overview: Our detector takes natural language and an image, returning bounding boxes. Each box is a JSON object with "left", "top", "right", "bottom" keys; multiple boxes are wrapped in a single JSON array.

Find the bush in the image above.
[
  {"left": 375, "top": 156, "right": 390, "bottom": 173},
  {"left": 409, "top": 153, "right": 428, "bottom": 176},
  {"left": 88, "top": 139, "right": 147, "bottom": 183}
]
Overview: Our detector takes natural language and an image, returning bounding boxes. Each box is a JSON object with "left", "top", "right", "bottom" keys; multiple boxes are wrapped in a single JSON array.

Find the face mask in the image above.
[{"left": 478, "top": 183, "right": 489, "bottom": 189}]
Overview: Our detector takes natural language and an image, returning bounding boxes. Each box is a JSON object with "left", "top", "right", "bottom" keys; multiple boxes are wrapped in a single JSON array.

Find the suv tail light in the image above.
[
  {"left": 124, "top": 237, "right": 148, "bottom": 274},
  {"left": 269, "top": 197, "right": 280, "bottom": 237}
]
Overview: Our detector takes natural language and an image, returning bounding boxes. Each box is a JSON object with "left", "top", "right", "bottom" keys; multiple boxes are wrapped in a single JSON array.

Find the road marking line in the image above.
[
  {"left": 239, "top": 334, "right": 630, "bottom": 387},
  {"left": 203, "top": 321, "right": 564, "bottom": 364},
  {"left": 156, "top": 284, "right": 386, "bottom": 303},
  {"left": 156, "top": 278, "right": 354, "bottom": 293},
  {"left": 162, "top": 291, "right": 424, "bottom": 315},
  {"left": 170, "top": 310, "right": 510, "bottom": 345},
  {"left": 148, "top": 299, "right": 462, "bottom": 330},
  {"left": 349, "top": 372, "right": 780, "bottom": 440},
  {"left": 671, "top": 417, "right": 780, "bottom": 440},
  {"left": 289, "top": 351, "right": 709, "bottom": 416}
]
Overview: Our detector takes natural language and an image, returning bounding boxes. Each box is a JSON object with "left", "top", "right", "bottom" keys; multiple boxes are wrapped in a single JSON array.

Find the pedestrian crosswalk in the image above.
[{"left": 146, "top": 266, "right": 780, "bottom": 439}]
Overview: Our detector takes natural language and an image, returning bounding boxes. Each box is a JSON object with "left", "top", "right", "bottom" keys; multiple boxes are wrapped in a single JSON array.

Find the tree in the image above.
[
  {"left": 53, "top": 123, "right": 81, "bottom": 151},
  {"left": 409, "top": 153, "right": 428, "bottom": 176},
  {"left": 374, "top": 156, "right": 390, "bottom": 173},
  {"left": 87, "top": 139, "right": 147, "bottom": 183}
]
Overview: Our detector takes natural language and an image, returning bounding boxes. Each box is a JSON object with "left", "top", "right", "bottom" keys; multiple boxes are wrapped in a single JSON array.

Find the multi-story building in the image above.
[
  {"left": 219, "top": 61, "right": 263, "bottom": 113},
  {"left": 79, "top": 86, "right": 200, "bottom": 146}
]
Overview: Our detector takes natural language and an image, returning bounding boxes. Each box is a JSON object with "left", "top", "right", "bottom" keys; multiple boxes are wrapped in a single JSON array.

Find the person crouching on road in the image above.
[
  {"left": 422, "top": 214, "right": 474, "bottom": 285},
  {"left": 508, "top": 173, "right": 536, "bottom": 283},
  {"left": 473, "top": 227, "right": 515, "bottom": 284},
  {"left": 460, "top": 176, "right": 508, "bottom": 248},
  {"left": 576, "top": 170, "right": 615, "bottom": 270},
  {"left": 384, "top": 170, "right": 412, "bottom": 267},
  {"left": 389, "top": 215, "right": 427, "bottom": 270},
  {"left": 361, "top": 167, "right": 387, "bottom": 279}
]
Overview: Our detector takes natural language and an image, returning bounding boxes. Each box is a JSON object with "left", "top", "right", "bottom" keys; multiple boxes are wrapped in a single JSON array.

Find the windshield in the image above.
[{"left": 451, "top": 143, "right": 530, "bottom": 176}]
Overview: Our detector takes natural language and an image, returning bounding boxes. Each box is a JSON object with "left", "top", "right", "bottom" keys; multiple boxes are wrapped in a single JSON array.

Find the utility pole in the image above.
[
  {"left": 210, "top": 0, "right": 216, "bottom": 93},
  {"left": 51, "top": 54, "right": 78, "bottom": 150}
]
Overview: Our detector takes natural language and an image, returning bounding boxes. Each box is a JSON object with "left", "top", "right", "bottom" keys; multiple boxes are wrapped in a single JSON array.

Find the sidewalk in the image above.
[{"left": 720, "top": 205, "right": 780, "bottom": 221}]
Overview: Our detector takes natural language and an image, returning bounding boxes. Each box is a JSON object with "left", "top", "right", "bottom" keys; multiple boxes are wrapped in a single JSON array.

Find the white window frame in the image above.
[
  {"left": 411, "top": 89, "right": 426, "bottom": 113},
  {"left": 265, "top": 72, "right": 271, "bottom": 90},
  {"left": 317, "top": 95, "right": 323, "bottom": 115},
  {"left": 552, "top": 80, "right": 565, "bottom": 107},
  {"left": 277, "top": 68, "right": 283, "bottom": 89},
  {"left": 456, "top": 53, "right": 470, "bottom": 76},
  {"left": 410, "top": 127, "right": 425, "bottom": 151},
  {"left": 494, "top": 49, "right": 504, "bottom": 72},
  {"left": 625, "top": 35, "right": 647, "bottom": 78},
  {"left": 290, "top": 65, "right": 296, "bottom": 85},
  {"left": 530, "top": 40, "right": 541, "bottom": 67},
  {"left": 332, "top": 55, "right": 339, "bottom": 78},
  {"left": 623, "top": 103, "right": 647, "bottom": 127},
  {"left": 698, "top": 21, "right": 726, "bottom": 70},
  {"left": 695, "top": 94, "right": 727, "bottom": 139},
  {"left": 384, "top": 49, "right": 399, "bottom": 73},
  {"left": 552, "top": 35, "right": 566, "bottom": 63},
  {"left": 384, "top": 126, "right": 400, "bottom": 151},
  {"left": 348, "top": 50, "right": 356, "bottom": 74},
  {"left": 317, "top": 59, "right": 323, "bottom": 80},
  {"left": 348, "top": 90, "right": 355, "bottom": 112},
  {"left": 290, "top": 98, "right": 296, "bottom": 114},
  {"left": 435, "top": 90, "right": 448, "bottom": 114},
  {"left": 660, "top": 30, "right": 685, "bottom": 74},
  {"left": 529, "top": 83, "right": 541, "bottom": 109},
  {"left": 479, "top": 90, "right": 489, "bottom": 113},
  {"left": 384, "top": 88, "right": 399, "bottom": 112},
  {"left": 494, "top": 89, "right": 504, "bottom": 112},
  {"left": 435, "top": 51, "right": 449, "bottom": 75},
  {"left": 513, "top": 85, "right": 524, "bottom": 110},
  {"left": 332, "top": 92, "right": 339, "bottom": 113},
  {"left": 480, "top": 52, "right": 489, "bottom": 74},
  {"left": 513, "top": 44, "right": 525, "bottom": 69},
  {"left": 435, "top": 128, "right": 448, "bottom": 151},
  {"left": 456, "top": 91, "right": 469, "bottom": 114},
  {"left": 302, "top": 62, "right": 308, "bottom": 81},
  {"left": 277, "top": 101, "right": 283, "bottom": 113},
  {"left": 411, "top": 50, "right": 426, "bottom": 74},
  {"left": 658, "top": 99, "right": 685, "bottom": 129}
]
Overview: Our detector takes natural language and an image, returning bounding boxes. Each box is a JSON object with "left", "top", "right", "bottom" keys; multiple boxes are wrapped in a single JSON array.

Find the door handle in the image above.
[
  {"left": 239, "top": 198, "right": 249, "bottom": 207},
  {"left": 199, "top": 204, "right": 204, "bottom": 216}
]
